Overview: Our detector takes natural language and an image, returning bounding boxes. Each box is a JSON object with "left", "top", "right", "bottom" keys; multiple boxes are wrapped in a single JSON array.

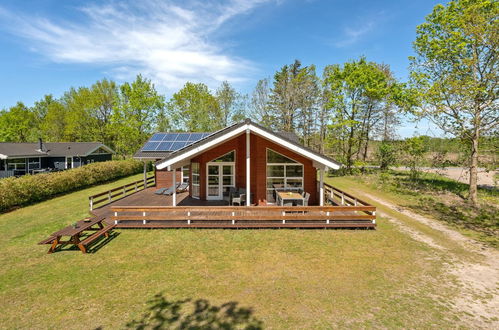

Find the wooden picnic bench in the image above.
[{"left": 38, "top": 216, "right": 115, "bottom": 254}]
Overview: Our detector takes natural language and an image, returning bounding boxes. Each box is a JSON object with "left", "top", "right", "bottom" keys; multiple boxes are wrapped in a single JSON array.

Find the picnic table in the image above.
[
  {"left": 276, "top": 191, "right": 304, "bottom": 206},
  {"left": 38, "top": 216, "right": 115, "bottom": 254}
]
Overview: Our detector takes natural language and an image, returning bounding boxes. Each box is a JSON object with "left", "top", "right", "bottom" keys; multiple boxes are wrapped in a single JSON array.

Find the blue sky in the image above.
[{"left": 0, "top": 0, "right": 444, "bottom": 137}]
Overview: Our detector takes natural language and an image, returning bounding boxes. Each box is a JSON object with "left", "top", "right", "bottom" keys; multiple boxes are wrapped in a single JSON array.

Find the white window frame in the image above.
[
  {"left": 181, "top": 165, "right": 189, "bottom": 184},
  {"left": 191, "top": 162, "right": 200, "bottom": 199},
  {"left": 206, "top": 150, "right": 236, "bottom": 200},
  {"left": 266, "top": 148, "right": 304, "bottom": 204},
  {"left": 28, "top": 157, "right": 41, "bottom": 170},
  {"left": 7, "top": 158, "right": 27, "bottom": 171},
  {"left": 65, "top": 156, "right": 73, "bottom": 169}
]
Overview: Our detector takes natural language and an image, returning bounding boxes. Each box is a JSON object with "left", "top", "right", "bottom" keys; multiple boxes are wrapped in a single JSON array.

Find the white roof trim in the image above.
[
  {"left": 156, "top": 123, "right": 340, "bottom": 170},
  {"left": 84, "top": 144, "right": 115, "bottom": 156},
  {"left": 248, "top": 124, "right": 340, "bottom": 170},
  {"left": 157, "top": 125, "right": 247, "bottom": 170},
  {"left": 0, "top": 154, "right": 6, "bottom": 160}
]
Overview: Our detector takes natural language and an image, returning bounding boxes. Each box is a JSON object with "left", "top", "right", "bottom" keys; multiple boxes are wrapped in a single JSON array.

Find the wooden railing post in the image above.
[
  {"left": 89, "top": 197, "right": 93, "bottom": 211},
  {"left": 341, "top": 192, "right": 345, "bottom": 205}
]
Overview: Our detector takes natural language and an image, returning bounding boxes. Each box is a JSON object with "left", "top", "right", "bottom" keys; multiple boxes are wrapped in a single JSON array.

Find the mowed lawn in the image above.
[{"left": 0, "top": 174, "right": 462, "bottom": 328}]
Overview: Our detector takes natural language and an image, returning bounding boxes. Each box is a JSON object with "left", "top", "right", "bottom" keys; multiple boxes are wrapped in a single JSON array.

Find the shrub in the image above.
[{"left": 0, "top": 160, "right": 143, "bottom": 212}]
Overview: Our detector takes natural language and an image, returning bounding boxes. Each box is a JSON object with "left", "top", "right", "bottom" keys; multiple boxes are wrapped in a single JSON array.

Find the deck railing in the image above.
[
  {"left": 89, "top": 176, "right": 155, "bottom": 211},
  {"left": 109, "top": 204, "right": 376, "bottom": 228},
  {"left": 323, "top": 182, "right": 371, "bottom": 207}
]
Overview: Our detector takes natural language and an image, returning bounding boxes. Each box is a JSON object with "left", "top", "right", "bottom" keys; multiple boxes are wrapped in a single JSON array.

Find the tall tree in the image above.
[
  {"left": 0, "top": 102, "right": 36, "bottom": 142},
  {"left": 268, "top": 60, "right": 319, "bottom": 135},
  {"left": 35, "top": 95, "right": 67, "bottom": 141},
  {"left": 167, "top": 82, "right": 222, "bottom": 132},
  {"left": 409, "top": 0, "right": 498, "bottom": 205},
  {"left": 88, "top": 79, "right": 119, "bottom": 146},
  {"left": 250, "top": 78, "right": 272, "bottom": 127},
  {"left": 323, "top": 58, "right": 391, "bottom": 171},
  {"left": 215, "top": 81, "right": 246, "bottom": 127},
  {"left": 113, "top": 75, "right": 165, "bottom": 155}
]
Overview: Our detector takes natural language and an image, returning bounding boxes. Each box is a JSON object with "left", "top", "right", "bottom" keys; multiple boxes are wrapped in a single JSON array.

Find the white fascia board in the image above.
[
  {"left": 248, "top": 124, "right": 341, "bottom": 170},
  {"left": 85, "top": 144, "right": 115, "bottom": 156},
  {"left": 156, "top": 125, "right": 248, "bottom": 170}
]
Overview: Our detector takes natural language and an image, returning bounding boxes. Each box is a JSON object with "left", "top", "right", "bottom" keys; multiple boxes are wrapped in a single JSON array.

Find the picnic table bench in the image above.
[{"left": 38, "top": 216, "right": 115, "bottom": 254}]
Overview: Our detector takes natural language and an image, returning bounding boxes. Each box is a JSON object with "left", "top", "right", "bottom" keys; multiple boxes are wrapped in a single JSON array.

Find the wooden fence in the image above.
[
  {"left": 109, "top": 204, "right": 376, "bottom": 229},
  {"left": 324, "top": 182, "right": 371, "bottom": 207},
  {"left": 89, "top": 176, "right": 155, "bottom": 211}
]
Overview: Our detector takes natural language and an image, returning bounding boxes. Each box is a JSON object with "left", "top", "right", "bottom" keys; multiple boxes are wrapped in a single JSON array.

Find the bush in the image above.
[{"left": 0, "top": 160, "right": 143, "bottom": 212}]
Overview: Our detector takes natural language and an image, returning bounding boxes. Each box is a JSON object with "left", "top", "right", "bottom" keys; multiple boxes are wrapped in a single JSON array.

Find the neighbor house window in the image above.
[
  {"left": 191, "top": 162, "right": 200, "bottom": 198},
  {"left": 266, "top": 149, "right": 303, "bottom": 202},
  {"left": 7, "top": 158, "right": 26, "bottom": 171},
  {"left": 28, "top": 157, "right": 41, "bottom": 170}
]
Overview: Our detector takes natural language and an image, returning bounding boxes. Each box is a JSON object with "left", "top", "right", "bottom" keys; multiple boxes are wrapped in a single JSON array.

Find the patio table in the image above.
[
  {"left": 39, "top": 216, "right": 114, "bottom": 253},
  {"left": 276, "top": 191, "right": 304, "bottom": 206}
]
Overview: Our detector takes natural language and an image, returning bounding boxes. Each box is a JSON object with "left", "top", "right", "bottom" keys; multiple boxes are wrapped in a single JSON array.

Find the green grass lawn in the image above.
[{"left": 0, "top": 174, "right": 468, "bottom": 328}]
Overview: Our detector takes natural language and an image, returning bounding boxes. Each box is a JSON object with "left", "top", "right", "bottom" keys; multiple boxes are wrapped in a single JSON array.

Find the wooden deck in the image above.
[{"left": 91, "top": 187, "right": 376, "bottom": 229}]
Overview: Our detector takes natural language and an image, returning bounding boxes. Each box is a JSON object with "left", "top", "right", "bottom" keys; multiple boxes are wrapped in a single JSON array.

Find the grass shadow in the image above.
[{"left": 124, "top": 293, "right": 263, "bottom": 329}]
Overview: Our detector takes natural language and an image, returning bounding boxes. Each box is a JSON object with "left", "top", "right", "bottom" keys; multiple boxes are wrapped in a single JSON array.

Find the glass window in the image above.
[
  {"left": 182, "top": 166, "right": 189, "bottom": 183},
  {"left": 222, "top": 165, "right": 233, "bottom": 175},
  {"left": 28, "top": 158, "right": 40, "bottom": 170},
  {"left": 7, "top": 158, "right": 26, "bottom": 171},
  {"left": 267, "top": 165, "right": 284, "bottom": 177},
  {"left": 286, "top": 165, "right": 303, "bottom": 177},
  {"left": 191, "top": 162, "right": 200, "bottom": 198},
  {"left": 266, "top": 149, "right": 303, "bottom": 203},
  {"left": 211, "top": 150, "right": 235, "bottom": 162},
  {"left": 208, "top": 166, "right": 219, "bottom": 175},
  {"left": 223, "top": 176, "right": 233, "bottom": 185},
  {"left": 267, "top": 149, "right": 298, "bottom": 163}
]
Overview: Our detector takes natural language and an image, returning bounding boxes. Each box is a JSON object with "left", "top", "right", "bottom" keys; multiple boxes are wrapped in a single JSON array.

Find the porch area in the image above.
[{"left": 90, "top": 182, "right": 376, "bottom": 229}]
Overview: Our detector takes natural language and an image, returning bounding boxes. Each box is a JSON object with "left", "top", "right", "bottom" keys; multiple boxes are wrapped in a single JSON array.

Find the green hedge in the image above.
[{"left": 0, "top": 159, "right": 143, "bottom": 212}]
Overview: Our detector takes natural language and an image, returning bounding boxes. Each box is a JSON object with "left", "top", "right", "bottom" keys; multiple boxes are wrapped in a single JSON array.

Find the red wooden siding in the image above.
[
  {"left": 155, "top": 168, "right": 182, "bottom": 188},
  {"left": 188, "top": 132, "right": 318, "bottom": 205}
]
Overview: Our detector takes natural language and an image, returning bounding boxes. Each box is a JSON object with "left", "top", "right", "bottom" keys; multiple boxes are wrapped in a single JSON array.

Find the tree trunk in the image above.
[{"left": 468, "top": 129, "right": 479, "bottom": 207}]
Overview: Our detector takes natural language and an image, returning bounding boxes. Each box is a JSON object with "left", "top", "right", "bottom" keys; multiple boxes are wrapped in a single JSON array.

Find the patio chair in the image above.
[
  {"left": 163, "top": 183, "right": 181, "bottom": 195},
  {"left": 154, "top": 187, "right": 168, "bottom": 195},
  {"left": 303, "top": 192, "right": 310, "bottom": 206},
  {"left": 177, "top": 182, "right": 189, "bottom": 193},
  {"left": 231, "top": 193, "right": 245, "bottom": 206},
  {"left": 232, "top": 193, "right": 253, "bottom": 206}
]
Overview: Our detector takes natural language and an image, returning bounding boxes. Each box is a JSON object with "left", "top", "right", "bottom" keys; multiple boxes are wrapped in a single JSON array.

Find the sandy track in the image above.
[{"left": 363, "top": 192, "right": 499, "bottom": 328}]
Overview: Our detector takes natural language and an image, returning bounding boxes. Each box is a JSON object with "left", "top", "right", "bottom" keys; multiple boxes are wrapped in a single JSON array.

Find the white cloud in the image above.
[
  {"left": 0, "top": 0, "right": 275, "bottom": 91},
  {"left": 333, "top": 12, "right": 384, "bottom": 48}
]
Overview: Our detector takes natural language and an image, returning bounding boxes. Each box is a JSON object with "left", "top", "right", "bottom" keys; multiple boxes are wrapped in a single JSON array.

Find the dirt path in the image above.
[{"left": 363, "top": 192, "right": 499, "bottom": 328}]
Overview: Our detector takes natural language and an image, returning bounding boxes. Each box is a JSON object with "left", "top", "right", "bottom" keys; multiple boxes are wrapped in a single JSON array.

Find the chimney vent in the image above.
[{"left": 38, "top": 138, "right": 44, "bottom": 152}]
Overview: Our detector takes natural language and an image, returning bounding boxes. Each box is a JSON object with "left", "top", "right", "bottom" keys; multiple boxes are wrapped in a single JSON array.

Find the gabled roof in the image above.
[
  {"left": 155, "top": 119, "right": 341, "bottom": 170},
  {"left": 0, "top": 142, "right": 114, "bottom": 159}
]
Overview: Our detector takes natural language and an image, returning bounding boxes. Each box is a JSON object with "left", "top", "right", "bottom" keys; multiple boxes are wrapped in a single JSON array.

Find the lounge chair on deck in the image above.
[
  {"left": 177, "top": 182, "right": 189, "bottom": 193},
  {"left": 154, "top": 187, "right": 168, "bottom": 195},
  {"left": 163, "top": 183, "right": 181, "bottom": 195}
]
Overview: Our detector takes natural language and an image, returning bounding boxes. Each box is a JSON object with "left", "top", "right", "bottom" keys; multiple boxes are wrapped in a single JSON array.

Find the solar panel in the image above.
[
  {"left": 175, "top": 133, "right": 191, "bottom": 141},
  {"left": 188, "top": 133, "right": 203, "bottom": 141},
  {"left": 150, "top": 133, "right": 166, "bottom": 142},
  {"left": 156, "top": 142, "right": 173, "bottom": 151},
  {"left": 142, "top": 142, "right": 160, "bottom": 151},
  {"left": 164, "top": 133, "right": 179, "bottom": 141},
  {"left": 141, "top": 132, "right": 211, "bottom": 152},
  {"left": 171, "top": 141, "right": 187, "bottom": 150}
]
